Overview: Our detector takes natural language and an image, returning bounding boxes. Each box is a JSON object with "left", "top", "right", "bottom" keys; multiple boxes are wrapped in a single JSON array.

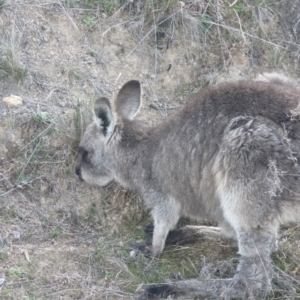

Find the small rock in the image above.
[
  {"left": 24, "top": 249, "right": 30, "bottom": 262},
  {"left": 129, "top": 250, "right": 136, "bottom": 257},
  {"left": 3, "top": 95, "right": 23, "bottom": 107},
  {"left": 0, "top": 278, "right": 4, "bottom": 286},
  {"left": 12, "top": 231, "right": 20, "bottom": 240}
]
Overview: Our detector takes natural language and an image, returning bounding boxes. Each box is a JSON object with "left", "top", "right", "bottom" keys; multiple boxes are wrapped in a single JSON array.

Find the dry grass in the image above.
[
  {"left": 0, "top": 28, "right": 27, "bottom": 82},
  {"left": 0, "top": 0, "right": 300, "bottom": 299}
]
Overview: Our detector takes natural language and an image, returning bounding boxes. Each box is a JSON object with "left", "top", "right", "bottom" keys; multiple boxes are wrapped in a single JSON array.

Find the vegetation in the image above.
[{"left": 0, "top": 46, "right": 27, "bottom": 82}]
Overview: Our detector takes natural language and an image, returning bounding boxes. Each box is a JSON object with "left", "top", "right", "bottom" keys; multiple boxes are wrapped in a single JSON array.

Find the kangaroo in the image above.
[{"left": 76, "top": 74, "right": 300, "bottom": 299}]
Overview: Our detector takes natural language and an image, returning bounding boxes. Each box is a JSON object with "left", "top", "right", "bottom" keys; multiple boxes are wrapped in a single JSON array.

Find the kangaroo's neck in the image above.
[{"left": 111, "top": 119, "right": 160, "bottom": 192}]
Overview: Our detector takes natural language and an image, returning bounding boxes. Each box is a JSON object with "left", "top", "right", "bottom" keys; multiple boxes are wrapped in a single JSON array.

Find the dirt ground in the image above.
[{"left": 1, "top": 1, "right": 300, "bottom": 299}]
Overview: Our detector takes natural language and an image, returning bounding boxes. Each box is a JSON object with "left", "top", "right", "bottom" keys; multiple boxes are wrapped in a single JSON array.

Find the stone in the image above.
[
  {"left": 12, "top": 231, "right": 21, "bottom": 240},
  {"left": 3, "top": 95, "right": 23, "bottom": 107}
]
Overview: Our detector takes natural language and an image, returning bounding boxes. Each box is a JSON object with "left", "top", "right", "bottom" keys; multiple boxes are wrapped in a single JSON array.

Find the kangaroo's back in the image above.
[
  {"left": 157, "top": 79, "right": 300, "bottom": 160},
  {"left": 144, "top": 79, "right": 300, "bottom": 218},
  {"left": 184, "top": 80, "right": 300, "bottom": 139}
]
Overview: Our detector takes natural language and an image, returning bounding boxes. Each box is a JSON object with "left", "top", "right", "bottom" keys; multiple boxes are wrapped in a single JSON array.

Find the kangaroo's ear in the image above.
[
  {"left": 115, "top": 80, "right": 141, "bottom": 120},
  {"left": 94, "top": 97, "right": 115, "bottom": 137}
]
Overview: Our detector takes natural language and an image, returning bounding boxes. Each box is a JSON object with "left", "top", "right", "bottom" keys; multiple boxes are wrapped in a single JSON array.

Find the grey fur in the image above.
[{"left": 76, "top": 74, "right": 300, "bottom": 298}]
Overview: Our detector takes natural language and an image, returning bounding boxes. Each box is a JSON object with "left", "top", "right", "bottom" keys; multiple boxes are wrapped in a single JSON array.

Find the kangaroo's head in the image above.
[{"left": 75, "top": 80, "right": 141, "bottom": 187}]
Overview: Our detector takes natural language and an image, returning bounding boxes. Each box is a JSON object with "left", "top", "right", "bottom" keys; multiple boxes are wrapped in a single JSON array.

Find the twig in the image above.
[
  {"left": 15, "top": 139, "right": 42, "bottom": 186},
  {"left": 57, "top": 0, "right": 78, "bottom": 30},
  {"left": 106, "top": 1, "right": 130, "bottom": 20},
  {"left": 209, "top": 20, "right": 294, "bottom": 50},
  {"left": 19, "top": 123, "right": 54, "bottom": 152},
  {"left": 126, "top": 10, "right": 181, "bottom": 58},
  {"left": 228, "top": 0, "right": 238, "bottom": 7},
  {"left": 114, "top": 73, "right": 122, "bottom": 86},
  {"left": 77, "top": 19, "right": 100, "bottom": 41},
  {"left": 102, "top": 17, "right": 137, "bottom": 37},
  {"left": 233, "top": 8, "right": 247, "bottom": 43},
  {"left": 152, "top": 1, "right": 158, "bottom": 77},
  {"left": 149, "top": 104, "right": 179, "bottom": 111},
  {"left": 0, "top": 176, "right": 43, "bottom": 198}
]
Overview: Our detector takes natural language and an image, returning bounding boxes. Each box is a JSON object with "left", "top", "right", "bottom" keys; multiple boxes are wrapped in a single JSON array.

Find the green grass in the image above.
[
  {"left": 267, "top": 46, "right": 286, "bottom": 67},
  {"left": 67, "top": 66, "right": 83, "bottom": 82},
  {"left": 0, "top": 288, "right": 11, "bottom": 299},
  {"left": 83, "top": 15, "right": 96, "bottom": 27},
  {"left": 230, "top": 2, "right": 252, "bottom": 16},
  {"left": 0, "top": 253, "right": 8, "bottom": 261},
  {"left": 84, "top": 0, "right": 117, "bottom": 14},
  {"left": 89, "top": 48, "right": 99, "bottom": 58},
  {"left": 102, "top": 0, "right": 116, "bottom": 15},
  {"left": 66, "top": 0, "right": 74, "bottom": 8},
  {"left": 50, "top": 227, "right": 62, "bottom": 238},
  {"left": 84, "top": 0, "right": 101, "bottom": 8},
  {"left": 9, "top": 268, "right": 23, "bottom": 278},
  {"left": 32, "top": 112, "right": 51, "bottom": 126}
]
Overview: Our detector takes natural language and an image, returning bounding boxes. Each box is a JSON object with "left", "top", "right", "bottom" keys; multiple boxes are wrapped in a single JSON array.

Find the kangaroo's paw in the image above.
[
  {"left": 138, "top": 284, "right": 180, "bottom": 300},
  {"left": 200, "top": 257, "right": 239, "bottom": 280},
  {"left": 131, "top": 242, "right": 152, "bottom": 256},
  {"left": 139, "top": 278, "right": 244, "bottom": 299},
  {"left": 139, "top": 256, "right": 272, "bottom": 299}
]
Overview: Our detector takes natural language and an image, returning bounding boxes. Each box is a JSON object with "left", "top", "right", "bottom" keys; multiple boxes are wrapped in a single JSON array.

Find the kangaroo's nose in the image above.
[{"left": 75, "top": 165, "right": 81, "bottom": 177}]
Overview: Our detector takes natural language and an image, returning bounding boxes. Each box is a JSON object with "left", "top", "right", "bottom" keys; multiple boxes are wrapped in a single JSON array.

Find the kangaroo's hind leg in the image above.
[{"left": 213, "top": 116, "right": 294, "bottom": 295}]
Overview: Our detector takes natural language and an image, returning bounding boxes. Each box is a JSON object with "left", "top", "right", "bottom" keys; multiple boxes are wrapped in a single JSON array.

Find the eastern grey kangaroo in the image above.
[{"left": 76, "top": 73, "right": 300, "bottom": 299}]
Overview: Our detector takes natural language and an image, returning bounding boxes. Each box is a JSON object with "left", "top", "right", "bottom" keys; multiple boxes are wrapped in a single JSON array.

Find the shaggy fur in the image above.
[{"left": 76, "top": 74, "right": 300, "bottom": 299}]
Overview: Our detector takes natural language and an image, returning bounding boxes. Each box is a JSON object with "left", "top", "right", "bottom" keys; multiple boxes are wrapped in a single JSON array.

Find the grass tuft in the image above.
[
  {"left": 0, "top": 47, "right": 27, "bottom": 82},
  {"left": 66, "top": 66, "right": 83, "bottom": 83},
  {"left": 83, "top": 15, "right": 96, "bottom": 27}
]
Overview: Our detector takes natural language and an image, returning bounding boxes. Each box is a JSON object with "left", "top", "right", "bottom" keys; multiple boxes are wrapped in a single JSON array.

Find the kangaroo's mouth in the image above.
[{"left": 75, "top": 166, "right": 83, "bottom": 181}]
